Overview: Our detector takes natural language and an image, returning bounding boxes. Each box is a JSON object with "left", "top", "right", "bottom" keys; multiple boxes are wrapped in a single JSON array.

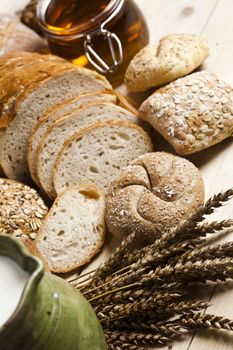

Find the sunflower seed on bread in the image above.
[
  {"left": 125, "top": 33, "right": 209, "bottom": 92},
  {"left": 139, "top": 71, "right": 233, "bottom": 155},
  {"left": 36, "top": 184, "right": 106, "bottom": 273}
]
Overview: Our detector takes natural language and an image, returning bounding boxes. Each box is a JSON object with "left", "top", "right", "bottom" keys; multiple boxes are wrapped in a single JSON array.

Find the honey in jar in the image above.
[{"left": 37, "top": 0, "right": 149, "bottom": 85}]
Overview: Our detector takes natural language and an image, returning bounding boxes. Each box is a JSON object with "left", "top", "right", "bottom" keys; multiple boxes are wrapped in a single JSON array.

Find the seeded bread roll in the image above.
[
  {"left": 36, "top": 184, "right": 106, "bottom": 273},
  {"left": 139, "top": 71, "right": 233, "bottom": 155},
  {"left": 28, "top": 92, "right": 117, "bottom": 184},
  {"left": 0, "top": 178, "right": 48, "bottom": 239},
  {"left": 106, "top": 152, "right": 204, "bottom": 241},
  {"left": 125, "top": 33, "right": 209, "bottom": 92},
  {"left": 53, "top": 121, "right": 153, "bottom": 195},
  {"left": 0, "top": 58, "right": 112, "bottom": 181},
  {"left": 36, "top": 103, "right": 138, "bottom": 198},
  {"left": 0, "top": 14, "right": 46, "bottom": 55}
]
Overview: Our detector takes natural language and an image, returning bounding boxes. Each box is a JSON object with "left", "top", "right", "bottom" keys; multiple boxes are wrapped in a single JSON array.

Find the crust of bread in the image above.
[
  {"left": 125, "top": 33, "right": 209, "bottom": 92},
  {"left": 0, "top": 54, "right": 73, "bottom": 128},
  {"left": 139, "top": 71, "right": 233, "bottom": 155},
  {"left": 106, "top": 151, "right": 205, "bottom": 241}
]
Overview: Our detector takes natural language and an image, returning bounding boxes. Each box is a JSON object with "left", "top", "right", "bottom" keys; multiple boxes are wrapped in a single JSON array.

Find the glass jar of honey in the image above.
[{"left": 37, "top": 0, "right": 149, "bottom": 85}]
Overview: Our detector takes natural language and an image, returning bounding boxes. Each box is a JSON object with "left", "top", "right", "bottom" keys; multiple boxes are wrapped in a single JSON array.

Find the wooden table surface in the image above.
[{"left": 2, "top": 1, "right": 233, "bottom": 349}]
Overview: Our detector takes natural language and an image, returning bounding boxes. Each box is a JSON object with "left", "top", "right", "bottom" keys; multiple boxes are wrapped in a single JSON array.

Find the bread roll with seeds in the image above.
[
  {"left": 53, "top": 121, "right": 153, "bottom": 195},
  {"left": 0, "top": 178, "right": 48, "bottom": 238},
  {"left": 36, "top": 184, "right": 106, "bottom": 273},
  {"left": 139, "top": 71, "right": 233, "bottom": 155},
  {"left": 125, "top": 33, "right": 209, "bottom": 92},
  {"left": 106, "top": 152, "right": 205, "bottom": 241}
]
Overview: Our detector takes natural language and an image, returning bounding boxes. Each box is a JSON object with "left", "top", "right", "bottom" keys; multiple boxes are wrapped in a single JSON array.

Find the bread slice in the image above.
[
  {"left": 36, "top": 102, "right": 138, "bottom": 198},
  {"left": 27, "top": 92, "right": 117, "bottom": 184},
  {"left": 53, "top": 120, "right": 154, "bottom": 195},
  {"left": 36, "top": 184, "right": 106, "bottom": 273},
  {"left": 0, "top": 66, "right": 112, "bottom": 181}
]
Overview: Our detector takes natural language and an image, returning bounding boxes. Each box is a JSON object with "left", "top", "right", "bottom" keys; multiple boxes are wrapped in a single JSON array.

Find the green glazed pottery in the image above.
[{"left": 0, "top": 234, "right": 107, "bottom": 350}]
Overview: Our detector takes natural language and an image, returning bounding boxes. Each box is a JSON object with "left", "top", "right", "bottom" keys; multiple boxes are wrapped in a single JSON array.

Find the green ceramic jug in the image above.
[{"left": 0, "top": 234, "right": 107, "bottom": 350}]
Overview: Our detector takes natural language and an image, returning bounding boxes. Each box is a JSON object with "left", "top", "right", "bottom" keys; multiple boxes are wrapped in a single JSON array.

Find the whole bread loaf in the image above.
[
  {"left": 139, "top": 71, "right": 233, "bottom": 155},
  {"left": 106, "top": 152, "right": 204, "bottom": 241},
  {"left": 36, "top": 184, "right": 106, "bottom": 273}
]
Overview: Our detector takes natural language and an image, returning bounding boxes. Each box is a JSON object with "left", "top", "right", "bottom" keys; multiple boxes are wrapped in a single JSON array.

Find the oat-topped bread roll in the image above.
[
  {"left": 0, "top": 14, "right": 47, "bottom": 55},
  {"left": 139, "top": 71, "right": 233, "bottom": 155},
  {"left": 106, "top": 152, "right": 204, "bottom": 241},
  {"left": 0, "top": 178, "right": 48, "bottom": 239},
  {"left": 125, "top": 33, "right": 209, "bottom": 92}
]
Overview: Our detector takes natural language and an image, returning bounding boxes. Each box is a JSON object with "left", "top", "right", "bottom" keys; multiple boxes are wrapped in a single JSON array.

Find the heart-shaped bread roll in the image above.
[
  {"left": 106, "top": 152, "right": 204, "bottom": 241},
  {"left": 125, "top": 33, "right": 209, "bottom": 92}
]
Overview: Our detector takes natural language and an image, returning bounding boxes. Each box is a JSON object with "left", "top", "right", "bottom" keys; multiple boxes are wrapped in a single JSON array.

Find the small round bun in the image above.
[{"left": 106, "top": 152, "right": 205, "bottom": 241}]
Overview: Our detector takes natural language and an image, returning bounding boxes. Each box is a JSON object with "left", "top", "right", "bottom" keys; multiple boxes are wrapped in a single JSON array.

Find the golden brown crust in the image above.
[
  {"left": 125, "top": 33, "right": 209, "bottom": 92},
  {"left": 106, "top": 152, "right": 205, "bottom": 241},
  {"left": 0, "top": 53, "right": 73, "bottom": 128},
  {"left": 139, "top": 71, "right": 233, "bottom": 155}
]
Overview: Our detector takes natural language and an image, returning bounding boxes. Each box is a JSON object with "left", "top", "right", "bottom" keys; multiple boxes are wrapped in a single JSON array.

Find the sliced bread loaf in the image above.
[
  {"left": 0, "top": 65, "right": 112, "bottom": 181},
  {"left": 36, "top": 102, "right": 138, "bottom": 198},
  {"left": 36, "top": 184, "right": 106, "bottom": 273},
  {"left": 27, "top": 92, "right": 117, "bottom": 184},
  {"left": 53, "top": 120, "right": 154, "bottom": 195}
]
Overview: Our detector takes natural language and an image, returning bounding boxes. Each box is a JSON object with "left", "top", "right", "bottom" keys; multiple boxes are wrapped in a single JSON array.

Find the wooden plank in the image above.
[
  {"left": 0, "top": 0, "right": 29, "bottom": 14},
  {"left": 187, "top": 1, "right": 233, "bottom": 348}
]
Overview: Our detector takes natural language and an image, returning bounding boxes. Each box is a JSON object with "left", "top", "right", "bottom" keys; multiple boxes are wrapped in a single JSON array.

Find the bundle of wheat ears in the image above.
[{"left": 70, "top": 188, "right": 233, "bottom": 349}]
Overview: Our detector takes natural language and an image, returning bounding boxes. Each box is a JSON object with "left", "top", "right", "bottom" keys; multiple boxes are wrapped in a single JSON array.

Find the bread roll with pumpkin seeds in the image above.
[
  {"left": 125, "top": 33, "right": 209, "bottom": 92},
  {"left": 139, "top": 71, "right": 233, "bottom": 155},
  {"left": 106, "top": 152, "right": 204, "bottom": 241}
]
